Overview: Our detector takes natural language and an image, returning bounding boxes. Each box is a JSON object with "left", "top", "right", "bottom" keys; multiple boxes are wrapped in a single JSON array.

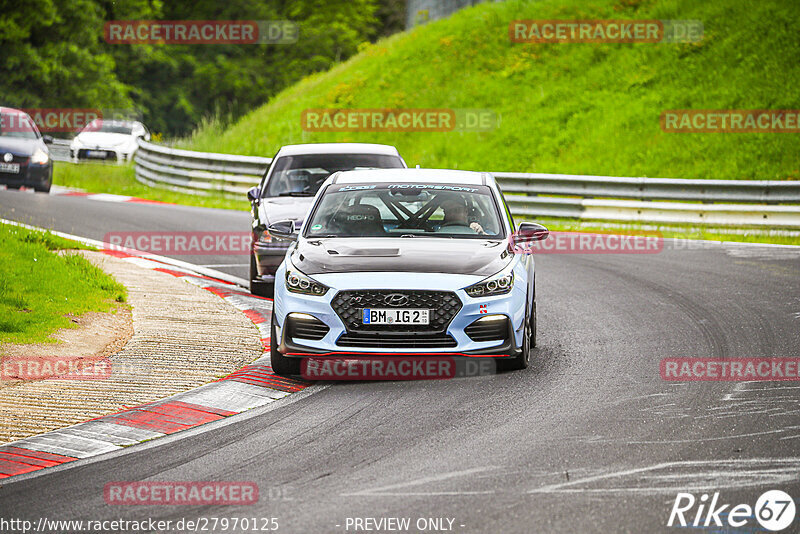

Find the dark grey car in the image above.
[
  {"left": 247, "top": 143, "right": 406, "bottom": 297},
  {"left": 0, "top": 107, "right": 53, "bottom": 193}
]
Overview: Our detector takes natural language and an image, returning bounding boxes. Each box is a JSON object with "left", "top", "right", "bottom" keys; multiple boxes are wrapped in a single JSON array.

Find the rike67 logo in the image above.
[{"left": 668, "top": 490, "right": 796, "bottom": 531}]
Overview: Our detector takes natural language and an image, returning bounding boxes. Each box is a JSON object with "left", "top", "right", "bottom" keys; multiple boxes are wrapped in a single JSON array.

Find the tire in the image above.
[
  {"left": 34, "top": 182, "right": 51, "bottom": 193},
  {"left": 501, "top": 299, "right": 533, "bottom": 371},
  {"left": 270, "top": 321, "right": 301, "bottom": 376},
  {"left": 6, "top": 184, "right": 21, "bottom": 190},
  {"left": 249, "top": 253, "right": 274, "bottom": 298}
]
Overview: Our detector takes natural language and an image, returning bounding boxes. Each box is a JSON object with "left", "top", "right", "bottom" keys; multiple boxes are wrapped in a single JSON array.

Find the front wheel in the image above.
[
  {"left": 270, "top": 321, "right": 300, "bottom": 376},
  {"left": 500, "top": 300, "right": 534, "bottom": 371},
  {"left": 34, "top": 180, "right": 51, "bottom": 193},
  {"left": 250, "top": 253, "right": 274, "bottom": 298}
]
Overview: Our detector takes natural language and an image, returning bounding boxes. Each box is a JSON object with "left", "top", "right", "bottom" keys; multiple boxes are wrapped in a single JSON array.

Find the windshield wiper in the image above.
[{"left": 277, "top": 191, "right": 315, "bottom": 197}]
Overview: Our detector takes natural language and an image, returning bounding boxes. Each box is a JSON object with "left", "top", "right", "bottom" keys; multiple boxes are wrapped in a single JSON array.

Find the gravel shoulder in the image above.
[{"left": 0, "top": 250, "right": 263, "bottom": 444}]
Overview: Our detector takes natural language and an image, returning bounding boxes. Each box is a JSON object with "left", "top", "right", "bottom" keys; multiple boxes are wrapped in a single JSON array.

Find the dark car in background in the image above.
[
  {"left": 0, "top": 107, "right": 53, "bottom": 193},
  {"left": 247, "top": 143, "right": 406, "bottom": 297}
]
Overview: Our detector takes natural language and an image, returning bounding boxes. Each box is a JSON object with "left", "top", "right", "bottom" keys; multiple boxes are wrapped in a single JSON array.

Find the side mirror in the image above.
[
  {"left": 247, "top": 186, "right": 260, "bottom": 203},
  {"left": 143, "top": 132, "right": 151, "bottom": 142},
  {"left": 513, "top": 222, "right": 549, "bottom": 244},
  {"left": 42, "top": 135, "right": 54, "bottom": 144},
  {"left": 268, "top": 220, "right": 298, "bottom": 241}
]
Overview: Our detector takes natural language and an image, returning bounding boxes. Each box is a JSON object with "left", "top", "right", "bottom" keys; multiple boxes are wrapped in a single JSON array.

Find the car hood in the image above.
[
  {"left": 74, "top": 132, "right": 135, "bottom": 147},
  {"left": 0, "top": 137, "right": 40, "bottom": 156},
  {"left": 291, "top": 237, "right": 511, "bottom": 277},
  {"left": 258, "top": 196, "right": 316, "bottom": 224}
]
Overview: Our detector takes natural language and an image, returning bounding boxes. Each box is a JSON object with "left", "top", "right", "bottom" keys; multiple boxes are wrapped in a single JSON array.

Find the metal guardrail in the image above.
[
  {"left": 134, "top": 139, "right": 271, "bottom": 196},
  {"left": 49, "top": 138, "right": 72, "bottom": 162},
  {"left": 494, "top": 172, "right": 800, "bottom": 204},
  {"left": 133, "top": 140, "right": 800, "bottom": 227},
  {"left": 494, "top": 173, "right": 800, "bottom": 227}
]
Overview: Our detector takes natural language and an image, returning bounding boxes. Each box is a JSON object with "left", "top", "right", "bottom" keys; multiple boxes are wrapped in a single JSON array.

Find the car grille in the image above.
[
  {"left": 286, "top": 315, "right": 329, "bottom": 341},
  {"left": 331, "top": 290, "right": 462, "bottom": 333},
  {"left": 337, "top": 332, "right": 457, "bottom": 348},
  {"left": 465, "top": 317, "right": 509, "bottom": 342}
]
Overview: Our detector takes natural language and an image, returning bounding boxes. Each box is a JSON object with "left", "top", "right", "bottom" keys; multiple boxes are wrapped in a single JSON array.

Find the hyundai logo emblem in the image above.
[
  {"left": 384, "top": 293, "right": 409, "bottom": 307},
  {"left": 3, "top": 153, "right": 12, "bottom": 163}
]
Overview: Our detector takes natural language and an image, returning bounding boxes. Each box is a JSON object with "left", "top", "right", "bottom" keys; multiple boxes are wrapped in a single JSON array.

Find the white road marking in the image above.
[
  {"left": 86, "top": 193, "right": 132, "bottom": 202},
  {"left": 597, "top": 428, "right": 788, "bottom": 444},
  {"left": 341, "top": 466, "right": 499, "bottom": 496},
  {"left": 528, "top": 458, "right": 800, "bottom": 494},
  {"left": 121, "top": 256, "right": 174, "bottom": 270}
]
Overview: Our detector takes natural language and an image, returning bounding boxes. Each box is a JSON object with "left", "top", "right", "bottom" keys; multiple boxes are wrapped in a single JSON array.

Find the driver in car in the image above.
[
  {"left": 441, "top": 197, "right": 486, "bottom": 234},
  {"left": 284, "top": 170, "right": 311, "bottom": 195}
]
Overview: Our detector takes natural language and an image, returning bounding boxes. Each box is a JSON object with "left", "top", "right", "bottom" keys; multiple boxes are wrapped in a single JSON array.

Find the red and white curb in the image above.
[
  {"left": 51, "top": 187, "right": 172, "bottom": 205},
  {"left": 0, "top": 222, "right": 311, "bottom": 480},
  {"left": 11, "top": 185, "right": 171, "bottom": 205}
]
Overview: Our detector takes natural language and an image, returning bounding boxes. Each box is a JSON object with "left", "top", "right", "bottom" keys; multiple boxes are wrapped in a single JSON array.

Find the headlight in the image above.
[
  {"left": 256, "top": 231, "right": 271, "bottom": 244},
  {"left": 31, "top": 148, "right": 49, "bottom": 165},
  {"left": 465, "top": 263, "right": 514, "bottom": 298},
  {"left": 285, "top": 264, "right": 329, "bottom": 296}
]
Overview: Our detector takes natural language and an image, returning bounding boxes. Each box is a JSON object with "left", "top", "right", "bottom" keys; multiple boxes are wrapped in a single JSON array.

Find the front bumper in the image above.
[
  {"left": 72, "top": 148, "right": 133, "bottom": 162},
  {"left": 0, "top": 158, "right": 52, "bottom": 188},
  {"left": 273, "top": 270, "right": 527, "bottom": 359},
  {"left": 252, "top": 235, "right": 292, "bottom": 283}
]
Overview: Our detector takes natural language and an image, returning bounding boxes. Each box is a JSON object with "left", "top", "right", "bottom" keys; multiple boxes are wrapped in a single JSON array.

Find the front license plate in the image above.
[
  {"left": 87, "top": 150, "right": 107, "bottom": 158},
  {"left": 0, "top": 162, "right": 20, "bottom": 174},
  {"left": 363, "top": 308, "right": 429, "bottom": 325}
]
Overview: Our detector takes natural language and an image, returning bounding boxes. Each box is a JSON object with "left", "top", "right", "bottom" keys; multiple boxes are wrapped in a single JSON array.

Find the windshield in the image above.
[
  {"left": 305, "top": 183, "right": 504, "bottom": 239},
  {"left": 0, "top": 112, "right": 39, "bottom": 140},
  {"left": 83, "top": 120, "right": 134, "bottom": 135},
  {"left": 264, "top": 153, "right": 404, "bottom": 197}
]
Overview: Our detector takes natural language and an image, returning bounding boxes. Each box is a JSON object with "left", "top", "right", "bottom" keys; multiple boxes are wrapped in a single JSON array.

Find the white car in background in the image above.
[{"left": 70, "top": 119, "right": 150, "bottom": 163}]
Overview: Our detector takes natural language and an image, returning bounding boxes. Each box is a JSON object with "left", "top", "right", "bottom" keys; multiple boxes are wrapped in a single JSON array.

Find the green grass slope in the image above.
[
  {"left": 0, "top": 224, "right": 127, "bottom": 344},
  {"left": 183, "top": 0, "right": 799, "bottom": 180}
]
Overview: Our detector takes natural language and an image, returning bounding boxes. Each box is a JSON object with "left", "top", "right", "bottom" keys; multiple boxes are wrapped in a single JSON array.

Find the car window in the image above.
[
  {"left": 83, "top": 120, "right": 134, "bottom": 135},
  {"left": 305, "top": 183, "right": 504, "bottom": 239},
  {"left": 264, "top": 153, "right": 404, "bottom": 197},
  {"left": 497, "top": 185, "right": 516, "bottom": 232},
  {"left": 0, "top": 112, "right": 39, "bottom": 140}
]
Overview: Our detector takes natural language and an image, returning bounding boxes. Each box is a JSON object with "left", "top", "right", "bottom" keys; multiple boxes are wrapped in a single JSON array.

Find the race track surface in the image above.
[{"left": 1, "top": 188, "right": 799, "bottom": 533}]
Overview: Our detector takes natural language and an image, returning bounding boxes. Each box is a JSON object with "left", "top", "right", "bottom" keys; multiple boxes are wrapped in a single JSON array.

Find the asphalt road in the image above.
[
  {"left": 0, "top": 188, "right": 252, "bottom": 279},
  {"left": 1, "top": 188, "right": 800, "bottom": 533}
]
